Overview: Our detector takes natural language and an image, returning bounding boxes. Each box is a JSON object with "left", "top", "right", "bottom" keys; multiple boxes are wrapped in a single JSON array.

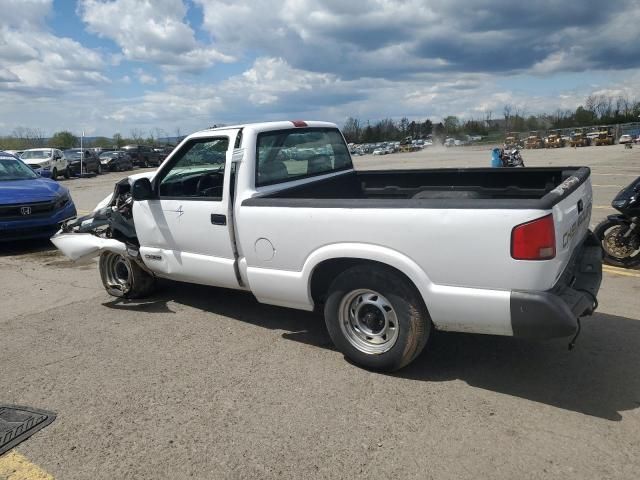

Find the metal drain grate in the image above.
[{"left": 0, "top": 405, "right": 56, "bottom": 456}]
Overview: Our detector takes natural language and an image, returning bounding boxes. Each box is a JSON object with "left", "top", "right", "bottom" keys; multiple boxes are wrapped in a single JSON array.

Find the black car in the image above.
[
  {"left": 99, "top": 150, "right": 133, "bottom": 172},
  {"left": 121, "top": 145, "right": 162, "bottom": 168},
  {"left": 64, "top": 149, "right": 102, "bottom": 176}
]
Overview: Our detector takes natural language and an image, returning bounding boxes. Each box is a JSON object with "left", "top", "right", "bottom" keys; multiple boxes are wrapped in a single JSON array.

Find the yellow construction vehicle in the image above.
[
  {"left": 545, "top": 129, "right": 565, "bottom": 148},
  {"left": 504, "top": 132, "right": 520, "bottom": 149},
  {"left": 525, "top": 131, "right": 544, "bottom": 149},
  {"left": 399, "top": 136, "right": 420, "bottom": 152},
  {"left": 594, "top": 126, "right": 614, "bottom": 146},
  {"left": 570, "top": 128, "right": 590, "bottom": 147}
]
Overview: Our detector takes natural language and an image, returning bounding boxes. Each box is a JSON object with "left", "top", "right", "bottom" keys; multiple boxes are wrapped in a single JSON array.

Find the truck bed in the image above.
[{"left": 245, "top": 167, "right": 590, "bottom": 210}]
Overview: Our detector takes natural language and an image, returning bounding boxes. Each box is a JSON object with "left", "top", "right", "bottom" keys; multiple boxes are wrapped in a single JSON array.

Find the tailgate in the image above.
[{"left": 551, "top": 172, "right": 593, "bottom": 283}]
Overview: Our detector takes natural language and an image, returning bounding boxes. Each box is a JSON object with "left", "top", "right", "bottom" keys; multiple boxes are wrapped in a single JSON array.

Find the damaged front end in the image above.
[{"left": 51, "top": 179, "right": 146, "bottom": 267}]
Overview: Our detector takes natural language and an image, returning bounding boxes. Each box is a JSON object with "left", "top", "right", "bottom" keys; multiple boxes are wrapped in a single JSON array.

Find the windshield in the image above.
[
  {"left": 64, "top": 149, "right": 85, "bottom": 159},
  {"left": 0, "top": 156, "right": 39, "bottom": 181},
  {"left": 21, "top": 150, "right": 51, "bottom": 160},
  {"left": 100, "top": 152, "right": 118, "bottom": 158}
]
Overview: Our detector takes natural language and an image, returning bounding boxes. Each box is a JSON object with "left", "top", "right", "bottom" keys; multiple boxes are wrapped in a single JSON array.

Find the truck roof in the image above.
[{"left": 200, "top": 120, "right": 338, "bottom": 133}]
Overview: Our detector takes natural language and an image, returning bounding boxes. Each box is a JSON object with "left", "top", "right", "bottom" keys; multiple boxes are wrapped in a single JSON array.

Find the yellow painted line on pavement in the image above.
[
  {"left": 603, "top": 266, "right": 640, "bottom": 278},
  {"left": 0, "top": 451, "right": 53, "bottom": 479}
]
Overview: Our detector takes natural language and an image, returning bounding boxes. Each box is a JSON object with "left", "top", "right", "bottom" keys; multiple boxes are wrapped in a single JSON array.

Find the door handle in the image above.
[{"left": 211, "top": 214, "right": 227, "bottom": 226}]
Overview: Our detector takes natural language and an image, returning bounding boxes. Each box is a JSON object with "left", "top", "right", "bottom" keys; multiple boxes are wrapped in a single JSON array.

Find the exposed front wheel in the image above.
[
  {"left": 594, "top": 219, "right": 640, "bottom": 267},
  {"left": 99, "top": 252, "right": 156, "bottom": 298},
  {"left": 324, "top": 265, "right": 431, "bottom": 371},
  {"left": 51, "top": 167, "right": 57, "bottom": 180},
  {"left": 63, "top": 167, "right": 70, "bottom": 179}
]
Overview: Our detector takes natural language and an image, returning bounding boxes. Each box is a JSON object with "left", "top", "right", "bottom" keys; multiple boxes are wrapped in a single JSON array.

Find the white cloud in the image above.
[
  {"left": 0, "top": 0, "right": 52, "bottom": 27},
  {"left": 136, "top": 69, "right": 158, "bottom": 85},
  {"left": 195, "top": 0, "right": 640, "bottom": 78},
  {"left": 0, "top": 0, "right": 108, "bottom": 95},
  {"left": 226, "top": 57, "right": 338, "bottom": 105},
  {"left": 1, "top": 0, "right": 640, "bottom": 137},
  {"left": 79, "top": 0, "right": 234, "bottom": 71},
  {"left": 92, "top": 57, "right": 640, "bottom": 135}
]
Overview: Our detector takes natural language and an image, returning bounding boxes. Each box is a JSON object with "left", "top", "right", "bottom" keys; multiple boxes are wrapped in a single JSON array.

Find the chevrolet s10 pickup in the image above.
[{"left": 52, "top": 121, "right": 602, "bottom": 371}]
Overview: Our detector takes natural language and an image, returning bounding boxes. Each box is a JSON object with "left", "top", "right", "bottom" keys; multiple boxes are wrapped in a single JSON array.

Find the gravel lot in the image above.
[{"left": 2, "top": 144, "right": 640, "bottom": 479}]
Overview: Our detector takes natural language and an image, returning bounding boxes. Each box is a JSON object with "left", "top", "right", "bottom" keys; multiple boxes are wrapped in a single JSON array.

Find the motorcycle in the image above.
[
  {"left": 594, "top": 176, "right": 640, "bottom": 267},
  {"left": 491, "top": 147, "right": 525, "bottom": 167},
  {"left": 503, "top": 148, "right": 525, "bottom": 167}
]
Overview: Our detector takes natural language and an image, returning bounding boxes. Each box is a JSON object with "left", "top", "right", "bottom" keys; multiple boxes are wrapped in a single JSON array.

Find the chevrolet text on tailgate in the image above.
[{"left": 52, "top": 121, "right": 602, "bottom": 371}]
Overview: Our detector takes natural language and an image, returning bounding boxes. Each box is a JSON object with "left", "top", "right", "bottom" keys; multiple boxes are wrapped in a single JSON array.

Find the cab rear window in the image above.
[{"left": 256, "top": 128, "right": 352, "bottom": 187}]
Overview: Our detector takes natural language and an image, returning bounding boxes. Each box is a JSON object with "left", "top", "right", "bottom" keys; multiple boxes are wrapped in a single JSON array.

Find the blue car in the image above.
[{"left": 0, "top": 151, "right": 77, "bottom": 241}]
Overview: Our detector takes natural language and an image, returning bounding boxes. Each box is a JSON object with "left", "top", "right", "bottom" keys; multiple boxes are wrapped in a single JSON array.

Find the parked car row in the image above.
[
  {"left": 350, "top": 138, "right": 433, "bottom": 156},
  {"left": 0, "top": 144, "right": 176, "bottom": 181}
]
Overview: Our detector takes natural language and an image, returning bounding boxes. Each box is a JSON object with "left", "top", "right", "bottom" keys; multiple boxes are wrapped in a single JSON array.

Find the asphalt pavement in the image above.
[{"left": 1, "top": 146, "right": 640, "bottom": 479}]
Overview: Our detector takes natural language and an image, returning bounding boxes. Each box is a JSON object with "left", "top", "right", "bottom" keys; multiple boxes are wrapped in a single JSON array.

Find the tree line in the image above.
[
  {"left": 0, "top": 127, "right": 180, "bottom": 151},
  {"left": 2, "top": 93, "right": 639, "bottom": 149},
  {"left": 342, "top": 93, "right": 640, "bottom": 144}
]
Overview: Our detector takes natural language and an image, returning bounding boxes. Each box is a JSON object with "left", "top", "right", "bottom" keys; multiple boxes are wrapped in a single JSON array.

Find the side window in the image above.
[
  {"left": 256, "top": 128, "right": 352, "bottom": 187},
  {"left": 159, "top": 137, "right": 229, "bottom": 200}
]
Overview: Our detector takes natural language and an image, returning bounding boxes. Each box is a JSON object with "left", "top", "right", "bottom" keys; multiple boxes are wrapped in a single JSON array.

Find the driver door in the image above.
[{"left": 133, "top": 135, "right": 239, "bottom": 289}]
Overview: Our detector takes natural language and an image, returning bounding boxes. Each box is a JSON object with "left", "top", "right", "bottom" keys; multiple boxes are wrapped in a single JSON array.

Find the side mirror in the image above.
[{"left": 131, "top": 177, "right": 154, "bottom": 201}]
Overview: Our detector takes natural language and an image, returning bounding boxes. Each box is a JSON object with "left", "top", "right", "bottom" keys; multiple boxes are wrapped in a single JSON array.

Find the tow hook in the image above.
[{"left": 568, "top": 287, "right": 599, "bottom": 351}]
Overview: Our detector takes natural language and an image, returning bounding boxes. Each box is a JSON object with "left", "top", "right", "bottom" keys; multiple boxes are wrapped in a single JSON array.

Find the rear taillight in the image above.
[{"left": 511, "top": 214, "right": 556, "bottom": 260}]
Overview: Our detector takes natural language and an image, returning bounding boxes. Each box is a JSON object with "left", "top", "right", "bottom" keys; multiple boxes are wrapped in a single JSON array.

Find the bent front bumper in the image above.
[{"left": 510, "top": 232, "right": 602, "bottom": 339}]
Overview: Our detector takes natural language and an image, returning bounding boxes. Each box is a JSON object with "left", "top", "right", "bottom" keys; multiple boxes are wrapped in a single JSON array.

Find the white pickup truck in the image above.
[{"left": 52, "top": 121, "right": 602, "bottom": 371}]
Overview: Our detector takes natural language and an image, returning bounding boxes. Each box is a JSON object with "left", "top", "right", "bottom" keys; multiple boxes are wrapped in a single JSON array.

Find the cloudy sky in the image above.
[{"left": 1, "top": 0, "right": 639, "bottom": 137}]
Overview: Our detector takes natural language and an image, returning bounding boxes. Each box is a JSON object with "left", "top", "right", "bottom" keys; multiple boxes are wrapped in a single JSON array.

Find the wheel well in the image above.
[{"left": 310, "top": 258, "right": 422, "bottom": 308}]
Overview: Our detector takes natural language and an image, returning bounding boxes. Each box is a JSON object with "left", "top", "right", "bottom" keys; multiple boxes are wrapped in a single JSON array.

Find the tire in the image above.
[
  {"left": 99, "top": 252, "right": 156, "bottom": 299},
  {"left": 594, "top": 218, "right": 640, "bottom": 268},
  {"left": 51, "top": 167, "right": 58, "bottom": 180},
  {"left": 63, "top": 167, "right": 70, "bottom": 179},
  {"left": 96, "top": 163, "right": 102, "bottom": 175},
  {"left": 144, "top": 159, "right": 150, "bottom": 168},
  {"left": 324, "top": 265, "right": 431, "bottom": 371}
]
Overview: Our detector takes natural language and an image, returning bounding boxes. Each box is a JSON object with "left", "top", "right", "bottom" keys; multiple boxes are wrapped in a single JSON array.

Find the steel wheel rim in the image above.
[
  {"left": 603, "top": 225, "right": 640, "bottom": 260},
  {"left": 103, "top": 252, "right": 132, "bottom": 294},
  {"left": 338, "top": 289, "right": 399, "bottom": 355}
]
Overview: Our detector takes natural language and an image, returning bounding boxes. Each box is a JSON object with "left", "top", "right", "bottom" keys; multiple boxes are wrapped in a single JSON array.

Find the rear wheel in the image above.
[
  {"left": 99, "top": 252, "right": 156, "bottom": 298},
  {"left": 324, "top": 265, "right": 431, "bottom": 371},
  {"left": 595, "top": 218, "right": 640, "bottom": 267}
]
